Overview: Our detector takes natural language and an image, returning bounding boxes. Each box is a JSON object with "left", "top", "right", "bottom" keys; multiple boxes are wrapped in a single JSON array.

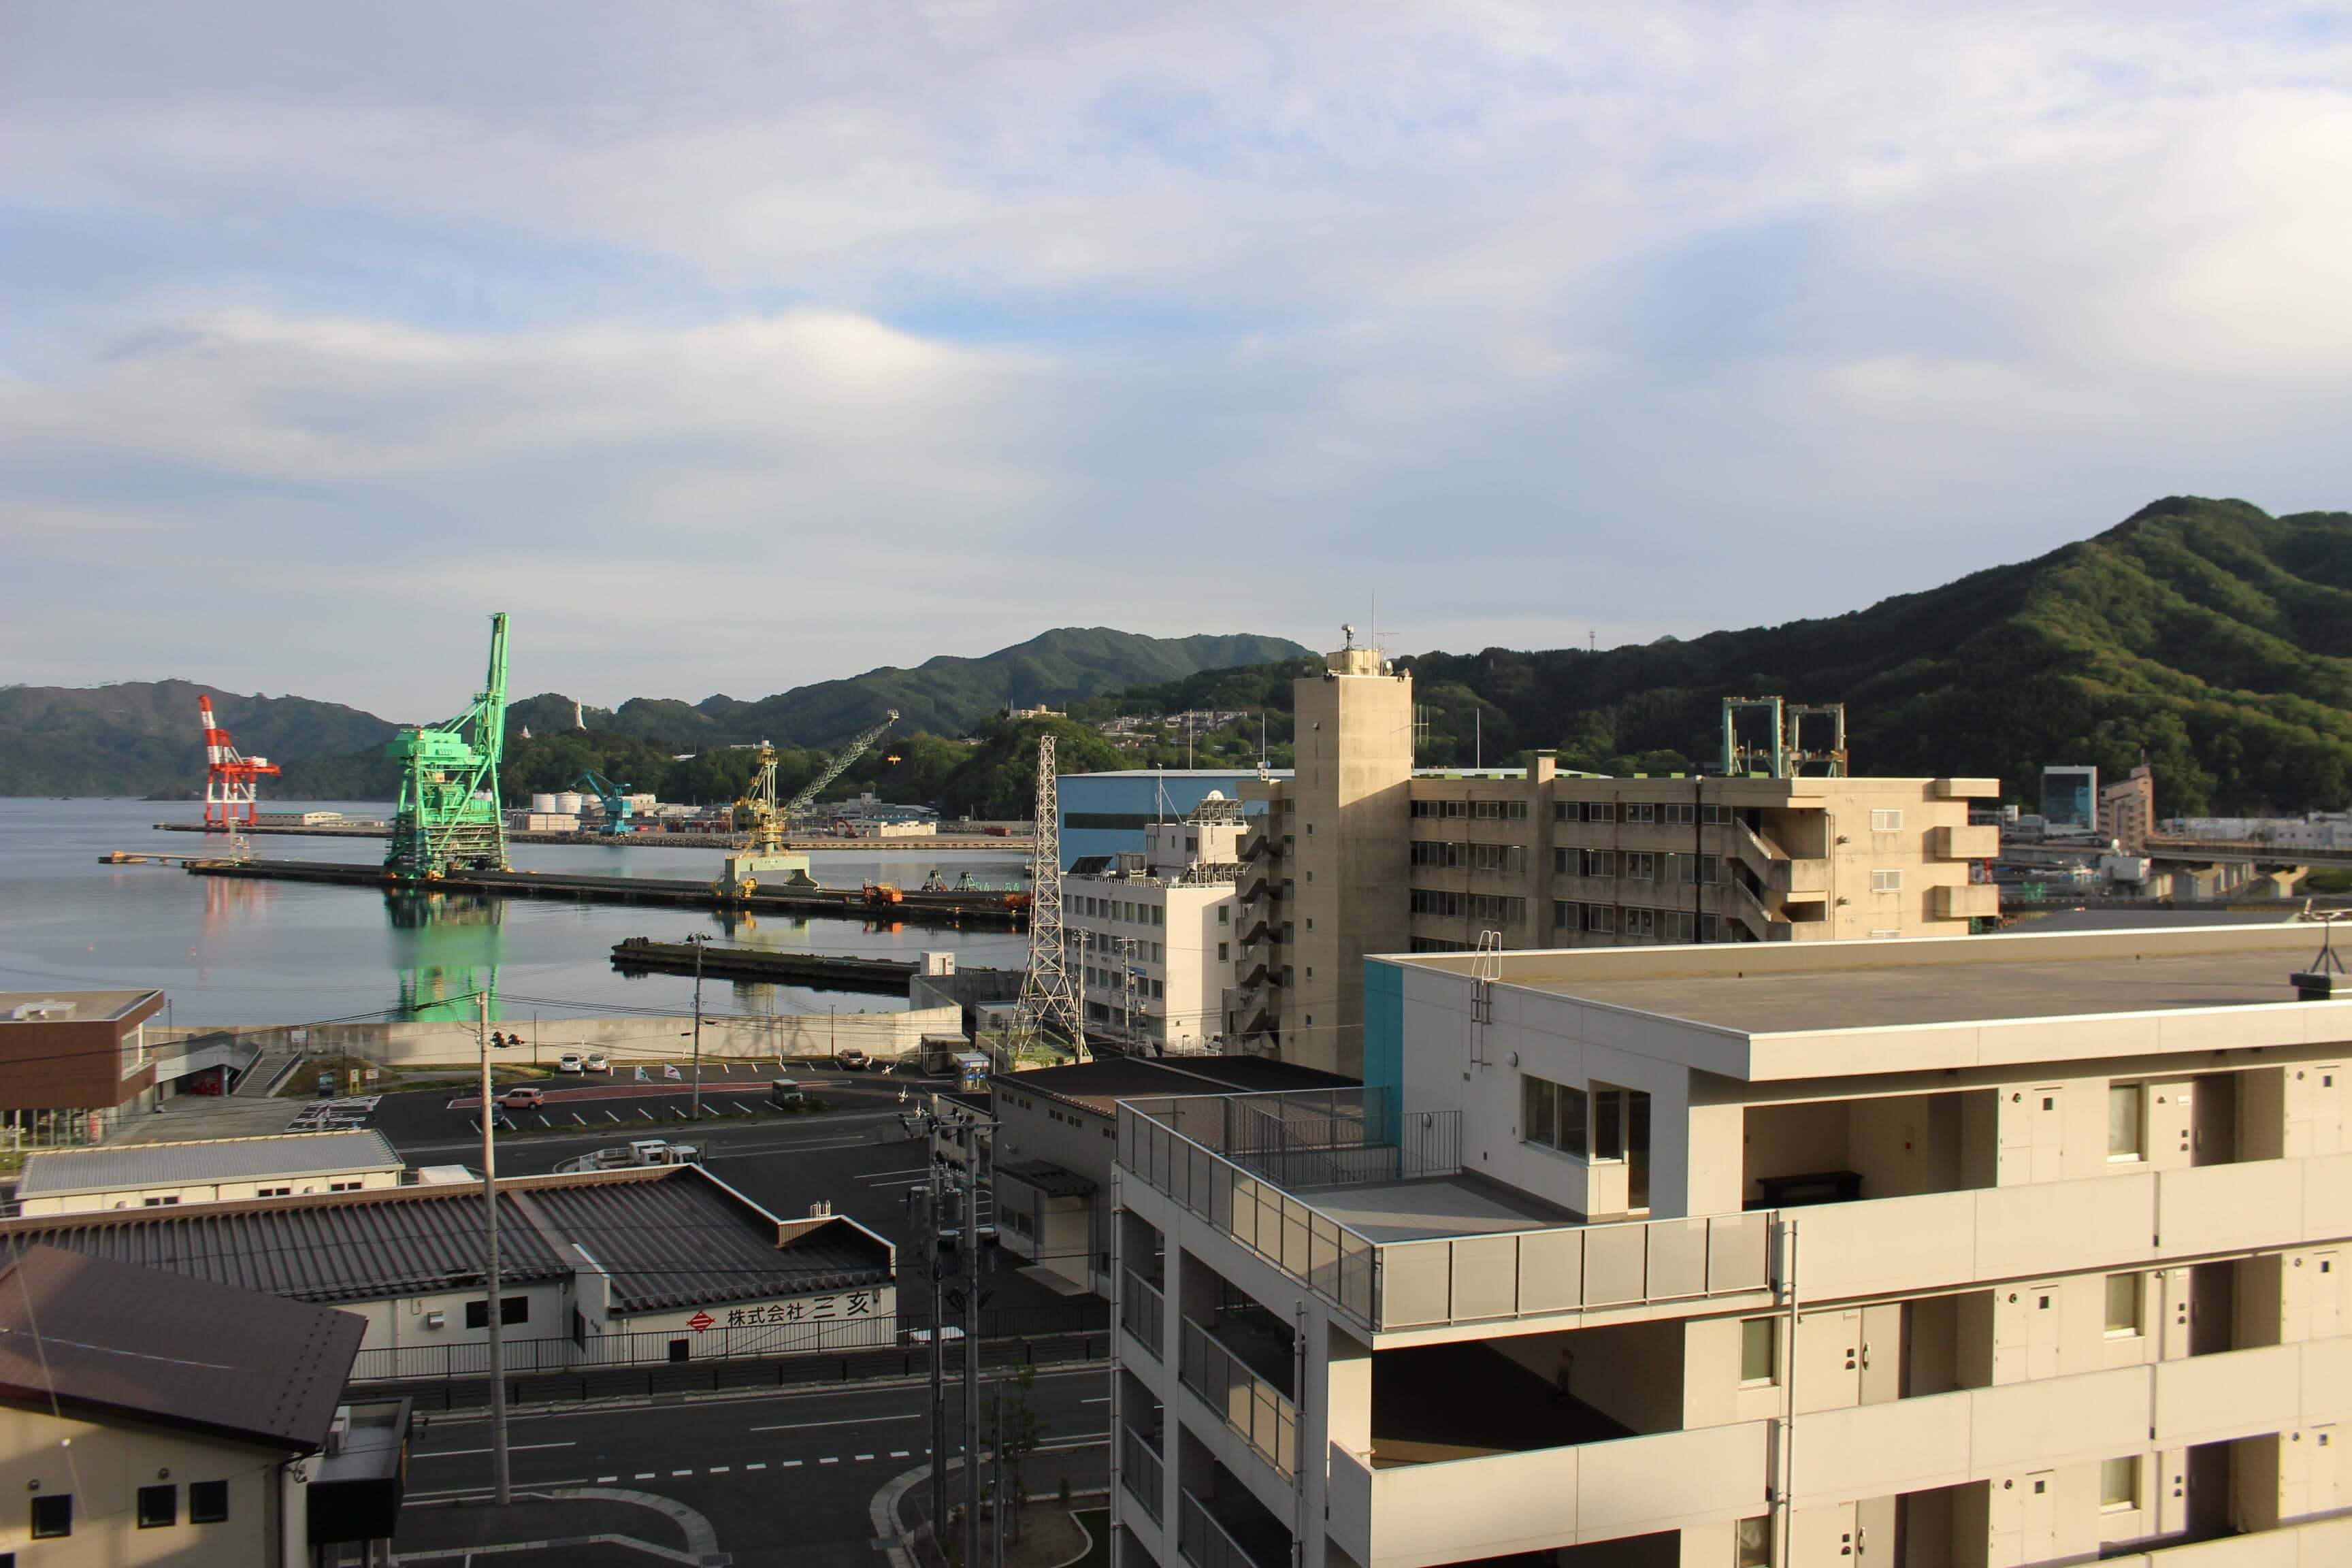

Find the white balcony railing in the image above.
[
  {"left": 1179, "top": 1318, "right": 1298, "bottom": 1482},
  {"left": 1122, "top": 1268, "right": 1165, "bottom": 1361},
  {"left": 1120, "top": 1424, "right": 1165, "bottom": 1524},
  {"left": 1178, "top": 1489, "right": 1279, "bottom": 1568}
]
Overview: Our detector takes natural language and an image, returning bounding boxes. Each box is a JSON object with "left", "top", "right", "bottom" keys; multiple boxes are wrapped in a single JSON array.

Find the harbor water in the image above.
[{"left": 0, "top": 799, "right": 1030, "bottom": 1026}]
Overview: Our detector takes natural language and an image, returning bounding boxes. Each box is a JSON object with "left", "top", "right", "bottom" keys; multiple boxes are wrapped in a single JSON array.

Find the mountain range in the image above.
[
  {"left": 0, "top": 628, "right": 1312, "bottom": 799},
  {"left": 14, "top": 498, "right": 2352, "bottom": 817}
]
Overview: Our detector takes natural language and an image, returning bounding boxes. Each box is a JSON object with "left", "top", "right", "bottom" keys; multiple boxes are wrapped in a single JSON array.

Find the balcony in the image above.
[
  {"left": 1180, "top": 1314, "right": 1299, "bottom": 1482},
  {"left": 1122, "top": 1267, "right": 1165, "bottom": 1362},
  {"left": 1178, "top": 1486, "right": 1289, "bottom": 1568},
  {"left": 1929, "top": 881, "right": 1999, "bottom": 919},
  {"left": 1927, "top": 823, "right": 1999, "bottom": 860},
  {"left": 1117, "top": 1090, "right": 1773, "bottom": 1332},
  {"left": 1120, "top": 1423, "right": 1165, "bottom": 1524}
]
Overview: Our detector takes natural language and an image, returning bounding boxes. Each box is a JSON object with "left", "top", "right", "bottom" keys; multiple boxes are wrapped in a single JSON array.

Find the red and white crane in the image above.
[{"left": 198, "top": 695, "right": 279, "bottom": 831}]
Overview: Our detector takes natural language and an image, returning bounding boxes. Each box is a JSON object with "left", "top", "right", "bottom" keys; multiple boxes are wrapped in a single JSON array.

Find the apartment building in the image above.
[
  {"left": 1071, "top": 795, "right": 1248, "bottom": 1052},
  {"left": 1110, "top": 921, "right": 2352, "bottom": 1568},
  {"left": 1232, "top": 639, "right": 2001, "bottom": 1077}
]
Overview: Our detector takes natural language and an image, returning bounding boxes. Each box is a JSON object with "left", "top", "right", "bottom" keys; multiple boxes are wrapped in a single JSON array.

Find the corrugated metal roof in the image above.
[
  {"left": 0, "top": 1186, "right": 570, "bottom": 1303},
  {"left": 997, "top": 1160, "right": 1096, "bottom": 1198},
  {"left": 525, "top": 1170, "right": 890, "bottom": 1314},
  {"left": 0, "top": 1244, "right": 363, "bottom": 1451},
  {"left": 16, "top": 1129, "right": 405, "bottom": 1199}
]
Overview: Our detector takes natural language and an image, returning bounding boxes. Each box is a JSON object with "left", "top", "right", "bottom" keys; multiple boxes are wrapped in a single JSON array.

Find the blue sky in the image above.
[{"left": 4, "top": 1, "right": 2350, "bottom": 717}]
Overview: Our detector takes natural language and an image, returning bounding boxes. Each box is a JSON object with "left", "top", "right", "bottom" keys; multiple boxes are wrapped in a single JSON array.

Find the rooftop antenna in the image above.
[{"left": 1588, "top": 627, "right": 1597, "bottom": 654}]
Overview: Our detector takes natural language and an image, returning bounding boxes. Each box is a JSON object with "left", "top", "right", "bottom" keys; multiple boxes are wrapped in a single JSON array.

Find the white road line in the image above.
[
  {"left": 747, "top": 1413, "right": 923, "bottom": 1433},
  {"left": 635, "top": 1473, "right": 655, "bottom": 1480},
  {"left": 419, "top": 1441, "right": 576, "bottom": 1458},
  {"left": 572, "top": 1113, "right": 587, "bottom": 1126},
  {"left": 855, "top": 1167, "right": 932, "bottom": 1182},
  {"left": 819, "top": 1457, "right": 839, "bottom": 1465},
  {"left": 746, "top": 1463, "right": 766, "bottom": 1471},
  {"left": 889, "top": 1450, "right": 910, "bottom": 1458},
  {"left": 407, "top": 1479, "right": 590, "bottom": 1501},
  {"left": 637, "top": 1108, "right": 653, "bottom": 1120},
  {"left": 780, "top": 1460, "right": 802, "bottom": 1469},
  {"left": 855, "top": 1453, "right": 875, "bottom": 1462},
  {"left": 597, "top": 1475, "right": 618, "bottom": 1483},
  {"left": 1081, "top": 1396, "right": 1109, "bottom": 1404},
  {"left": 671, "top": 1469, "right": 692, "bottom": 1477},
  {"left": 710, "top": 1466, "right": 730, "bottom": 1474},
  {"left": 605, "top": 1111, "right": 621, "bottom": 1123}
]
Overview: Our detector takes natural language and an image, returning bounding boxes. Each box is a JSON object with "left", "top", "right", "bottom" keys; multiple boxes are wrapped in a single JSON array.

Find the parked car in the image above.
[
  {"left": 555, "top": 1052, "right": 585, "bottom": 1074},
  {"left": 497, "top": 1086, "right": 546, "bottom": 1111},
  {"left": 583, "top": 1051, "right": 610, "bottom": 1073},
  {"left": 768, "top": 1079, "right": 807, "bottom": 1108},
  {"left": 835, "top": 1047, "right": 870, "bottom": 1072}
]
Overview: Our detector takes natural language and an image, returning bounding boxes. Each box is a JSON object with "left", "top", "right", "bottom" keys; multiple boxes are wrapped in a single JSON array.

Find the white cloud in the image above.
[{"left": 2, "top": 2, "right": 2350, "bottom": 712}]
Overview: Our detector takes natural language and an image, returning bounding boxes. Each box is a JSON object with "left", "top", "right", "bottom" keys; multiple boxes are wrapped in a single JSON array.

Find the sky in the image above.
[{"left": 4, "top": 2, "right": 2350, "bottom": 718}]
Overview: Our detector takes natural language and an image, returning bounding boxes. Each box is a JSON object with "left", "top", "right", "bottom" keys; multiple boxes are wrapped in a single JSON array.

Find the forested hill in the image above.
[
  {"left": 0, "top": 627, "right": 1311, "bottom": 800},
  {"left": 1096, "top": 498, "right": 2352, "bottom": 816}
]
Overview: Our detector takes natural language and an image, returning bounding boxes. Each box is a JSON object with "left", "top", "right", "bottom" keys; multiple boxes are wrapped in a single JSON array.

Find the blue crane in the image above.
[{"left": 571, "top": 769, "right": 638, "bottom": 835}]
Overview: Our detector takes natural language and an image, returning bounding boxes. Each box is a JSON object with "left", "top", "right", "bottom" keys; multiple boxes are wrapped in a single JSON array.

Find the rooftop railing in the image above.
[{"left": 1118, "top": 1090, "right": 1773, "bottom": 1331}]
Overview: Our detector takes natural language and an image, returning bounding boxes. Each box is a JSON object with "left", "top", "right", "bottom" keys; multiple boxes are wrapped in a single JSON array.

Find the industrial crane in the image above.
[
  {"left": 570, "top": 769, "right": 637, "bottom": 835},
  {"left": 385, "top": 613, "right": 510, "bottom": 881},
  {"left": 717, "top": 710, "right": 899, "bottom": 897},
  {"left": 196, "top": 695, "right": 280, "bottom": 832}
]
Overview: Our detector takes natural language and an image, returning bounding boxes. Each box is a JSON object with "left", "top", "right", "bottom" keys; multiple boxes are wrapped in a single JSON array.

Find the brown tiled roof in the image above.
[{"left": 0, "top": 1245, "right": 361, "bottom": 1452}]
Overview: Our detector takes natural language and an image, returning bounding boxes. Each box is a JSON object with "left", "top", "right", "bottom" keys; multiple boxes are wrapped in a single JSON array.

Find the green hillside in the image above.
[
  {"left": 1097, "top": 497, "right": 2352, "bottom": 815},
  {"left": 0, "top": 680, "right": 398, "bottom": 798}
]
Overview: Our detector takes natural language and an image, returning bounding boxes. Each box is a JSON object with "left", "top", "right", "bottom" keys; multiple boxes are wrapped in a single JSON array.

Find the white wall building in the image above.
[
  {"left": 1068, "top": 795, "right": 1247, "bottom": 1053},
  {"left": 1109, "top": 922, "right": 2352, "bottom": 1568}
]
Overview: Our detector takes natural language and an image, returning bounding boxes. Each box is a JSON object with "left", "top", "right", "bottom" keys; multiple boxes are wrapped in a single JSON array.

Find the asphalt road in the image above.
[{"left": 398, "top": 1364, "right": 1114, "bottom": 1567}]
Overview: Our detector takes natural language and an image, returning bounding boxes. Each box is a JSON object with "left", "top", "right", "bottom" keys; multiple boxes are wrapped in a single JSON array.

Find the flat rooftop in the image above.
[
  {"left": 0, "top": 990, "right": 163, "bottom": 1024},
  {"left": 1396, "top": 924, "right": 2352, "bottom": 1039},
  {"left": 18, "top": 1129, "right": 404, "bottom": 1199},
  {"left": 1293, "top": 1175, "right": 1578, "bottom": 1243}
]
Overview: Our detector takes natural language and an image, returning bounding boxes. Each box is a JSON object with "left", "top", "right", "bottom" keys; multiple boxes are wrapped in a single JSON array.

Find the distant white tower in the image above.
[{"left": 1011, "top": 734, "right": 1086, "bottom": 1060}]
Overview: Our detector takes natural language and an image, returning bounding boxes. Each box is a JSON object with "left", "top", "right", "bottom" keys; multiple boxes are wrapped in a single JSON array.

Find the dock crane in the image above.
[
  {"left": 717, "top": 710, "right": 899, "bottom": 897},
  {"left": 385, "top": 613, "right": 510, "bottom": 881},
  {"left": 570, "top": 769, "right": 637, "bottom": 835}
]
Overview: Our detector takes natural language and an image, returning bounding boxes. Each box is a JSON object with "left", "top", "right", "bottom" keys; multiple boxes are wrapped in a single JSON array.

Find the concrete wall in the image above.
[
  {"left": 151, "top": 1006, "right": 963, "bottom": 1069},
  {"left": 0, "top": 1402, "right": 302, "bottom": 1566}
]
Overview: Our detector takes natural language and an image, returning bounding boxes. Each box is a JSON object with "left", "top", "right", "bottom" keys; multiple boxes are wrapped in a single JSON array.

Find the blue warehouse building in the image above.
[{"left": 1056, "top": 769, "right": 1289, "bottom": 869}]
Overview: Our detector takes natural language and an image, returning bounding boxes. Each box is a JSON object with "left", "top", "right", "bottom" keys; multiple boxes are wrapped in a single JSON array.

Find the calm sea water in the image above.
[{"left": 0, "top": 799, "right": 1030, "bottom": 1026}]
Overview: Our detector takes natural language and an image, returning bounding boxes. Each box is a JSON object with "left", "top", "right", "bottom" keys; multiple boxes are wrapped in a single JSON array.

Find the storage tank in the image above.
[
  {"left": 555, "top": 791, "right": 585, "bottom": 815},
  {"left": 530, "top": 793, "right": 558, "bottom": 814}
]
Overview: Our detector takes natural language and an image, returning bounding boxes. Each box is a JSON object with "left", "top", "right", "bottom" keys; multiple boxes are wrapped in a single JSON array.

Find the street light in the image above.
[{"left": 683, "top": 933, "right": 709, "bottom": 1120}]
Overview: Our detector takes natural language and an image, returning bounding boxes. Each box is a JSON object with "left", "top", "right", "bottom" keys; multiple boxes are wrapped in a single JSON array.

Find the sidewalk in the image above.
[
  {"left": 393, "top": 1487, "right": 719, "bottom": 1566},
  {"left": 886, "top": 1446, "right": 1109, "bottom": 1568}
]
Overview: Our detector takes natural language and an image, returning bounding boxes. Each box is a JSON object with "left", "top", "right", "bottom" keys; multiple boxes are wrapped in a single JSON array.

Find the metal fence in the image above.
[
  {"left": 1128, "top": 1088, "right": 1458, "bottom": 1192},
  {"left": 346, "top": 1299, "right": 1107, "bottom": 1384},
  {"left": 1121, "top": 1269, "right": 1165, "bottom": 1361},
  {"left": 1179, "top": 1318, "right": 1297, "bottom": 1483},
  {"left": 1120, "top": 1425, "right": 1165, "bottom": 1524},
  {"left": 1178, "top": 1490, "right": 1274, "bottom": 1568}
]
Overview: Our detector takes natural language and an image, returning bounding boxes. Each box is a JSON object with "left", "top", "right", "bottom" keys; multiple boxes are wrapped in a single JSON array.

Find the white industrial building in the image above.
[
  {"left": 1109, "top": 921, "right": 2352, "bottom": 1568},
  {"left": 12, "top": 1130, "right": 405, "bottom": 1215},
  {"left": 1068, "top": 794, "right": 1247, "bottom": 1053}
]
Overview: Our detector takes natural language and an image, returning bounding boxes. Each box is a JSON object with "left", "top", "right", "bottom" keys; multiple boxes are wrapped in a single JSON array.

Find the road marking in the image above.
[
  {"left": 889, "top": 1450, "right": 910, "bottom": 1458},
  {"left": 855, "top": 1453, "right": 875, "bottom": 1462},
  {"left": 637, "top": 1108, "right": 653, "bottom": 1120},
  {"left": 733, "top": 1101, "right": 755, "bottom": 1114},
  {"left": 672, "top": 1469, "right": 693, "bottom": 1477},
  {"left": 710, "top": 1465, "right": 730, "bottom": 1474},
  {"left": 605, "top": 1111, "right": 621, "bottom": 1122},
  {"left": 538, "top": 1115, "right": 552, "bottom": 1128},
  {"left": 855, "top": 1167, "right": 932, "bottom": 1183},
  {"left": 598, "top": 1475, "right": 618, "bottom": 1483},
  {"left": 1081, "top": 1396, "right": 1109, "bottom": 1404},
  {"left": 636, "top": 1473, "right": 655, "bottom": 1480},
  {"left": 419, "top": 1441, "right": 576, "bottom": 1458},
  {"left": 779, "top": 1460, "right": 802, "bottom": 1469},
  {"left": 748, "top": 1413, "right": 923, "bottom": 1433},
  {"left": 572, "top": 1113, "right": 587, "bottom": 1126},
  {"left": 746, "top": 1463, "right": 766, "bottom": 1471},
  {"left": 819, "top": 1456, "right": 839, "bottom": 1465}
]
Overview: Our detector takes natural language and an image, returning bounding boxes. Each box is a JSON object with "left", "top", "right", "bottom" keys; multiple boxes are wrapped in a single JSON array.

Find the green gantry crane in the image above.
[{"left": 385, "top": 612, "right": 512, "bottom": 880}]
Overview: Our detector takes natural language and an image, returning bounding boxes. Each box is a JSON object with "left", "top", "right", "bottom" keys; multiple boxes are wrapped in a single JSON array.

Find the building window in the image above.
[
  {"left": 137, "top": 1484, "right": 176, "bottom": 1529},
  {"left": 1593, "top": 1089, "right": 1627, "bottom": 1160},
  {"left": 1578, "top": 848, "right": 1615, "bottom": 878},
  {"left": 1622, "top": 802, "right": 1657, "bottom": 825},
  {"left": 1734, "top": 1516, "right": 1770, "bottom": 1568},
  {"left": 466, "top": 1296, "right": 530, "bottom": 1328},
  {"left": 1520, "top": 1075, "right": 1588, "bottom": 1158},
  {"left": 1584, "top": 904, "right": 1614, "bottom": 934},
  {"left": 1869, "top": 868, "right": 1903, "bottom": 893},
  {"left": 1740, "top": 1319, "right": 1778, "bottom": 1386},
  {"left": 2108, "top": 1083, "right": 2144, "bottom": 1160},
  {"left": 1217, "top": 943, "right": 1229, "bottom": 962},
  {"left": 1623, "top": 851, "right": 1655, "bottom": 881},
  {"left": 2100, "top": 1456, "right": 2138, "bottom": 1511},
  {"left": 142, "top": 1195, "right": 181, "bottom": 1207},
  {"left": 1870, "top": 808, "right": 1904, "bottom": 832},
  {"left": 190, "top": 1480, "right": 229, "bottom": 1524},
  {"left": 1218, "top": 906, "right": 1228, "bottom": 925},
  {"left": 2104, "top": 1273, "right": 2142, "bottom": 1336},
  {"left": 257, "top": 1186, "right": 292, "bottom": 1197},
  {"left": 1552, "top": 900, "right": 1578, "bottom": 929},
  {"left": 30, "top": 1495, "right": 71, "bottom": 1539}
]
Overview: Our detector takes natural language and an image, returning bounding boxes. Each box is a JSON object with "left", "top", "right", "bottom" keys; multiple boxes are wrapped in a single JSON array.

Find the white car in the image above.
[
  {"left": 555, "top": 1052, "right": 585, "bottom": 1074},
  {"left": 583, "top": 1051, "right": 610, "bottom": 1073}
]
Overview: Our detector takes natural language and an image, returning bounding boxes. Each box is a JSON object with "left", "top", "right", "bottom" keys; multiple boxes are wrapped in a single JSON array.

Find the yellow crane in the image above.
[{"left": 717, "top": 710, "right": 899, "bottom": 898}]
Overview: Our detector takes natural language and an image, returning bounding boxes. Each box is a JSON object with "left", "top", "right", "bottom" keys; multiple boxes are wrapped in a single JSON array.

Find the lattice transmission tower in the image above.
[{"left": 1011, "top": 734, "right": 1085, "bottom": 1061}]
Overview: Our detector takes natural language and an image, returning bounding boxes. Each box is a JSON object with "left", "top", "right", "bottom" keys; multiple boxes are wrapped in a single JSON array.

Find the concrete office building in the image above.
[
  {"left": 0, "top": 990, "right": 166, "bottom": 1146},
  {"left": 2100, "top": 767, "right": 2157, "bottom": 854},
  {"left": 1109, "top": 921, "right": 2352, "bottom": 1568},
  {"left": 1233, "top": 639, "right": 2000, "bottom": 1077},
  {"left": 1062, "top": 770, "right": 1286, "bottom": 869},
  {"left": 2041, "top": 766, "right": 2100, "bottom": 834},
  {"left": 1071, "top": 796, "right": 1249, "bottom": 1052}
]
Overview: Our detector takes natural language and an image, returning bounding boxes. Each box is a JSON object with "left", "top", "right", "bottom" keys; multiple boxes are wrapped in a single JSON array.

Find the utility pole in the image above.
[
  {"left": 687, "top": 933, "right": 706, "bottom": 1120},
  {"left": 926, "top": 1150, "right": 948, "bottom": 1543},
  {"left": 963, "top": 1131, "right": 985, "bottom": 1568},
  {"left": 476, "top": 990, "right": 511, "bottom": 1505}
]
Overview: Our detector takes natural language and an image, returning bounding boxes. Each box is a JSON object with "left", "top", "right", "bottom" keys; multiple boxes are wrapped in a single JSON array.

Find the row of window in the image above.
[
  {"left": 1556, "top": 848, "right": 1727, "bottom": 882},
  {"left": 1075, "top": 896, "right": 1166, "bottom": 927},
  {"left": 1083, "top": 966, "right": 1166, "bottom": 1000},
  {"left": 1408, "top": 890, "right": 1528, "bottom": 924},
  {"left": 31, "top": 1479, "right": 234, "bottom": 1539},
  {"left": 1410, "top": 799, "right": 1531, "bottom": 820},
  {"left": 1554, "top": 902, "right": 1717, "bottom": 941},
  {"left": 1081, "top": 932, "right": 1164, "bottom": 964},
  {"left": 1520, "top": 1075, "right": 1644, "bottom": 1160},
  {"left": 1408, "top": 840, "right": 1529, "bottom": 874},
  {"left": 1554, "top": 800, "right": 1735, "bottom": 826}
]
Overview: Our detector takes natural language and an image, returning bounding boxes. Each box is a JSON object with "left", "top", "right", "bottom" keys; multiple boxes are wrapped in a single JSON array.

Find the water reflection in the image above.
[{"left": 386, "top": 889, "right": 504, "bottom": 1022}]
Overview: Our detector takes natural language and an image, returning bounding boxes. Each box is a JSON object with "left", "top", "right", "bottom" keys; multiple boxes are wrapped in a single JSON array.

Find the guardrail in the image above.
[
  {"left": 1121, "top": 1424, "right": 1166, "bottom": 1524},
  {"left": 1122, "top": 1269, "right": 1166, "bottom": 1361},
  {"left": 1179, "top": 1489, "right": 1277, "bottom": 1568},
  {"left": 1179, "top": 1318, "right": 1298, "bottom": 1482}
]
